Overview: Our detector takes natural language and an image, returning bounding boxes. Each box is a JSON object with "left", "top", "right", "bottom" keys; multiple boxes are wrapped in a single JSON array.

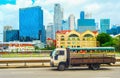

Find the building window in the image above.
[
  {"left": 68, "top": 38, "right": 70, "bottom": 41},
  {"left": 61, "top": 36, "right": 64, "bottom": 41},
  {"left": 69, "top": 34, "right": 79, "bottom": 37},
  {"left": 67, "top": 42, "right": 70, "bottom": 44},
  {"left": 77, "top": 38, "right": 80, "bottom": 40},
  {"left": 83, "top": 34, "right": 94, "bottom": 41}
]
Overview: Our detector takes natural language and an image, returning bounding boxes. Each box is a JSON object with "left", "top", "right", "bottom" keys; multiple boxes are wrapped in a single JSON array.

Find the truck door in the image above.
[{"left": 54, "top": 50, "right": 66, "bottom": 63}]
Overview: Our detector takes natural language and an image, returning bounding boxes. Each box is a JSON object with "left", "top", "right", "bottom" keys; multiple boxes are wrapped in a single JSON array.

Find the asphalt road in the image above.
[{"left": 0, "top": 67, "right": 120, "bottom": 78}]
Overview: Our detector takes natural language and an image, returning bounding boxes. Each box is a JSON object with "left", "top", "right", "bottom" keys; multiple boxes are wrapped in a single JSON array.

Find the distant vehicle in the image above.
[{"left": 50, "top": 47, "right": 116, "bottom": 71}]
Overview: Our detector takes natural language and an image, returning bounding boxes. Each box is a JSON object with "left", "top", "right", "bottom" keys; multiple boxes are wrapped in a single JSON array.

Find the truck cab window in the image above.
[
  {"left": 56, "top": 50, "right": 64, "bottom": 55},
  {"left": 59, "top": 50, "right": 64, "bottom": 55}
]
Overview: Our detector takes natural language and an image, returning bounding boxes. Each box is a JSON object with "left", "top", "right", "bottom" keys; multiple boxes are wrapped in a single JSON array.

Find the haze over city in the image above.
[{"left": 0, "top": 0, "right": 120, "bottom": 41}]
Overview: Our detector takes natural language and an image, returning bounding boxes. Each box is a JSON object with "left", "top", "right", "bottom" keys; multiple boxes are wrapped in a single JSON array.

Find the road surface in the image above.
[{"left": 0, "top": 67, "right": 120, "bottom": 78}]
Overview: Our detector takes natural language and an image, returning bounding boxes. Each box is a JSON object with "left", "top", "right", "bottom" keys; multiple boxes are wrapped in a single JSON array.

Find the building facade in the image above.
[
  {"left": 68, "top": 14, "right": 75, "bottom": 30},
  {"left": 56, "top": 30, "right": 98, "bottom": 48},
  {"left": 62, "top": 20, "right": 69, "bottom": 30},
  {"left": 46, "top": 23, "right": 54, "bottom": 39},
  {"left": 53, "top": 3, "right": 63, "bottom": 39},
  {"left": 19, "top": 6, "right": 46, "bottom": 43},
  {"left": 3, "top": 26, "right": 13, "bottom": 42},
  {"left": 3, "top": 30, "right": 19, "bottom": 42},
  {"left": 77, "top": 11, "right": 96, "bottom": 32},
  {"left": 100, "top": 19, "right": 110, "bottom": 33},
  {"left": 46, "top": 38, "right": 56, "bottom": 47},
  {"left": 107, "top": 25, "right": 120, "bottom": 35}
]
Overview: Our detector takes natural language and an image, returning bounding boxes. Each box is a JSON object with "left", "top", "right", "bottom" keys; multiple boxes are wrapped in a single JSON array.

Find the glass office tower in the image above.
[
  {"left": 19, "top": 6, "right": 45, "bottom": 43},
  {"left": 100, "top": 19, "right": 110, "bottom": 33},
  {"left": 77, "top": 11, "right": 96, "bottom": 32}
]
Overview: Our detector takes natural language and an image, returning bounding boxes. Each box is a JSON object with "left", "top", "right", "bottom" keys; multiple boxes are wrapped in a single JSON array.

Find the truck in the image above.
[{"left": 50, "top": 47, "right": 116, "bottom": 71}]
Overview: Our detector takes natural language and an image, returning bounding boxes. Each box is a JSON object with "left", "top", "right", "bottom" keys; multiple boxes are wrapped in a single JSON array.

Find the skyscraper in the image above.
[
  {"left": 54, "top": 3, "right": 63, "bottom": 39},
  {"left": 62, "top": 20, "right": 69, "bottom": 30},
  {"left": 19, "top": 6, "right": 46, "bottom": 43},
  {"left": 100, "top": 19, "right": 110, "bottom": 33},
  {"left": 46, "top": 23, "right": 54, "bottom": 39},
  {"left": 77, "top": 11, "right": 96, "bottom": 32},
  {"left": 68, "top": 14, "right": 75, "bottom": 30}
]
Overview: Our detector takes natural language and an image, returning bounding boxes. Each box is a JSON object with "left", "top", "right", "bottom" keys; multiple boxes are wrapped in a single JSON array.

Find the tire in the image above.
[
  {"left": 58, "top": 63, "right": 65, "bottom": 71},
  {"left": 91, "top": 64, "right": 100, "bottom": 70}
]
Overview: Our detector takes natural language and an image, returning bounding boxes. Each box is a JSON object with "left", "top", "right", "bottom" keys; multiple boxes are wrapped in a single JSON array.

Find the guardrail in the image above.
[
  {"left": 0, "top": 59, "right": 120, "bottom": 67},
  {"left": 0, "top": 59, "right": 50, "bottom": 66},
  {"left": 116, "top": 59, "right": 120, "bottom": 62}
]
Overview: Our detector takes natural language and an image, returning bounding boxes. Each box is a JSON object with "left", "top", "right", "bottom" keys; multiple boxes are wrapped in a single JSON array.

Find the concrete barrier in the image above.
[{"left": 0, "top": 57, "right": 120, "bottom": 68}]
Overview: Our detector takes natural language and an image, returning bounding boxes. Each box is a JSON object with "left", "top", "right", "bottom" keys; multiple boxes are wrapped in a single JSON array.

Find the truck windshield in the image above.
[{"left": 50, "top": 50, "right": 56, "bottom": 56}]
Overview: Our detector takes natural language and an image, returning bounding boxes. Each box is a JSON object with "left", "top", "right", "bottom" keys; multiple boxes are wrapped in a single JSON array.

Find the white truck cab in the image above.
[{"left": 50, "top": 48, "right": 67, "bottom": 68}]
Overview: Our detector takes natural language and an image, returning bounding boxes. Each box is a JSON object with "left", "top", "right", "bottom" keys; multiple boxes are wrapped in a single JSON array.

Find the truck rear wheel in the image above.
[
  {"left": 58, "top": 64, "right": 65, "bottom": 71},
  {"left": 91, "top": 64, "right": 100, "bottom": 70}
]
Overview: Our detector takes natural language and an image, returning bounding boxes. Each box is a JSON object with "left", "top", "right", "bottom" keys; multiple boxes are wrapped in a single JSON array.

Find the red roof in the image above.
[
  {"left": 56, "top": 30, "right": 71, "bottom": 34},
  {"left": 92, "top": 31, "right": 98, "bottom": 34},
  {"left": 47, "top": 38, "right": 52, "bottom": 40}
]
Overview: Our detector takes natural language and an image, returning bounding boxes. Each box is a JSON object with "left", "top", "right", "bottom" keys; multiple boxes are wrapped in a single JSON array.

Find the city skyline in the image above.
[{"left": 0, "top": 0, "right": 120, "bottom": 41}]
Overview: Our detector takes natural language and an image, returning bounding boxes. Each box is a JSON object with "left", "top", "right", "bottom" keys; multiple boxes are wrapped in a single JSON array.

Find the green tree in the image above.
[
  {"left": 97, "top": 33, "right": 112, "bottom": 46},
  {"left": 114, "top": 35, "right": 120, "bottom": 52},
  {"left": 41, "top": 44, "right": 56, "bottom": 50}
]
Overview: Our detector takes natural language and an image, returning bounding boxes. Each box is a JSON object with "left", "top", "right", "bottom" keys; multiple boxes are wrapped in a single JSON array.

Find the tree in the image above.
[
  {"left": 97, "top": 33, "right": 112, "bottom": 46},
  {"left": 115, "top": 35, "right": 120, "bottom": 52}
]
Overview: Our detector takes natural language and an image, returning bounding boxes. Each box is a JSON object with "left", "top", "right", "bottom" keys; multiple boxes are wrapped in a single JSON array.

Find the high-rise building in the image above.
[
  {"left": 77, "top": 11, "right": 96, "bottom": 32},
  {"left": 54, "top": 3, "right": 63, "bottom": 39},
  {"left": 62, "top": 20, "right": 69, "bottom": 30},
  {"left": 46, "top": 23, "right": 54, "bottom": 39},
  {"left": 107, "top": 25, "right": 120, "bottom": 35},
  {"left": 3, "top": 26, "right": 13, "bottom": 42},
  {"left": 3, "top": 30, "right": 19, "bottom": 42},
  {"left": 19, "top": 6, "right": 46, "bottom": 43},
  {"left": 100, "top": 19, "right": 110, "bottom": 33},
  {"left": 68, "top": 14, "right": 75, "bottom": 30}
]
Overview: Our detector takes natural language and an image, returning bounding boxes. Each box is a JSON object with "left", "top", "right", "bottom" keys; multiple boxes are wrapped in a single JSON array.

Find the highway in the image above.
[{"left": 0, "top": 67, "right": 120, "bottom": 78}]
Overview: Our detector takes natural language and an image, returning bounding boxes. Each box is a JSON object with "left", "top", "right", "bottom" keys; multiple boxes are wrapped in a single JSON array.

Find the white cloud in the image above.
[
  {"left": 84, "top": 3, "right": 101, "bottom": 13},
  {"left": 43, "top": 9, "right": 53, "bottom": 28},
  {"left": 16, "top": 0, "right": 33, "bottom": 8}
]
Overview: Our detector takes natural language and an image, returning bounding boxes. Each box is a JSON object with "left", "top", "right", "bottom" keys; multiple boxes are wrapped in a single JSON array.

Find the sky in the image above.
[{"left": 0, "top": 0, "right": 120, "bottom": 41}]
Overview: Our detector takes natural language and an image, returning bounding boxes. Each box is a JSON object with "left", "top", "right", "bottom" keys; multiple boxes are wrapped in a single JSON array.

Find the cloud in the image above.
[
  {"left": 16, "top": 0, "right": 33, "bottom": 8},
  {"left": 43, "top": 9, "right": 53, "bottom": 28},
  {"left": 84, "top": 3, "right": 101, "bottom": 13}
]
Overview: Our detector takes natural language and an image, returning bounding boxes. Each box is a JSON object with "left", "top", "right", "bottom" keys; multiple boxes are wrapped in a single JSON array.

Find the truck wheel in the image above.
[
  {"left": 91, "top": 64, "right": 100, "bottom": 70},
  {"left": 58, "top": 64, "right": 65, "bottom": 71}
]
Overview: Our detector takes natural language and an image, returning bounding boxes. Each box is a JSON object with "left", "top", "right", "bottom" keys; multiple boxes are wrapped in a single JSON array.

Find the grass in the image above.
[
  {"left": 116, "top": 52, "right": 120, "bottom": 57},
  {"left": 0, "top": 53, "right": 50, "bottom": 58}
]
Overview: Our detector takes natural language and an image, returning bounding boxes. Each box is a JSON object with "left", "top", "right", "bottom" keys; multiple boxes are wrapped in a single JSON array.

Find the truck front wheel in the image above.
[{"left": 58, "top": 63, "right": 65, "bottom": 71}]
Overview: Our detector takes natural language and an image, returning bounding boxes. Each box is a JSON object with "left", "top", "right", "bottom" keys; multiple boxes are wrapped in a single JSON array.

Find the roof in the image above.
[
  {"left": 68, "top": 47, "right": 115, "bottom": 50},
  {"left": 56, "top": 30, "right": 71, "bottom": 34},
  {"left": 92, "top": 31, "right": 98, "bottom": 35},
  {"left": 47, "top": 38, "right": 52, "bottom": 40}
]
